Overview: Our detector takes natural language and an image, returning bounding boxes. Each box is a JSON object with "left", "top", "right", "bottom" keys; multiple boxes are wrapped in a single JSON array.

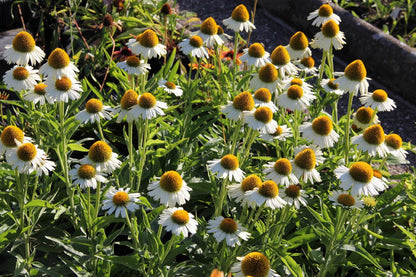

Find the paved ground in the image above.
[{"left": 176, "top": 0, "right": 416, "bottom": 169}]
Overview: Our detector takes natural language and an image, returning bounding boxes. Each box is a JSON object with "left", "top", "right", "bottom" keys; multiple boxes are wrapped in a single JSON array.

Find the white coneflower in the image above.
[
  {"left": 39, "top": 48, "right": 79, "bottom": 79},
  {"left": 231, "top": 252, "right": 280, "bottom": 277},
  {"left": 75, "top": 98, "right": 113, "bottom": 124},
  {"left": 359, "top": 89, "right": 396, "bottom": 112},
  {"left": 307, "top": 4, "right": 341, "bottom": 27},
  {"left": 240, "top": 43, "right": 271, "bottom": 67},
  {"left": 44, "top": 76, "right": 82, "bottom": 103},
  {"left": 6, "top": 141, "right": 55, "bottom": 176},
  {"left": 127, "top": 29, "right": 167, "bottom": 59},
  {"left": 263, "top": 158, "right": 299, "bottom": 187},
  {"left": 253, "top": 88, "right": 278, "bottom": 112},
  {"left": 250, "top": 63, "right": 280, "bottom": 94},
  {"left": 278, "top": 84, "right": 316, "bottom": 111},
  {"left": 286, "top": 31, "right": 311, "bottom": 61},
  {"left": 178, "top": 35, "right": 209, "bottom": 59},
  {"left": 320, "top": 78, "right": 344, "bottom": 95},
  {"left": 3, "top": 65, "right": 40, "bottom": 91},
  {"left": 81, "top": 141, "right": 121, "bottom": 173},
  {"left": 159, "top": 207, "right": 198, "bottom": 237},
  {"left": 148, "top": 170, "right": 192, "bottom": 207},
  {"left": 334, "top": 59, "right": 370, "bottom": 96},
  {"left": 270, "top": 45, "right": 298, "bottom": 77},
  {"left": 69, "top": 163, "right": 107, "bottom": 189},
  {"left": 244, "top": 106, "right": 278, "bottom": 134},
  {"left": 329, "top": 191, "right": 364, "bottom": 209},
  {"left": 217, "top": 25, "right": 233, "bottom": 43},
  {"left": 113, "top": 89, "right": 139, "bottom": 123},
  {"left": 334, "top": 161, "right": 387, "bottom": 196},
  {"left": 207, "top": 216, "right": 250, "bottom": 247},
  {"left": 280, "top": 184, "right": 308, "bottom": 209},
  {"left": 296, "top": 56, "right": 318, "bottom": 75},
  {"left": 385, "top": 133, "right": 407, "bottom": 161},
  {"left": 292, "top": 146, "right": 324, "bottom": 184},
  {"left": 260, "top": 124, "right": 293, "bottom": 142},
  {"left": 223, "top": 4, "right": 256, "bottom": 32},
  {"left": 128, "top": 92, "right": 167, "bottom": 121},
  {"left": 198, "top": 17, "right": 224, "bottom": 48},
  {"left": 3, "top": 31, "right": 45, "bottom": 65},
  {"left": 102, "top": 187, "right": 141, "bottom": 218},
  {"left": 228, "top": 174, "right": 262, "bottom": 206},
  {"left": 283, "top": 77, "right": 313, "bottom": 95},
  {"left": 299, "top": 115, "right": 339, "bottom": 148},
  {"left": 23, "top": 83, "right": 48, "bottom": 105},
  {"left": 310, "top": 20, "right": 346, "bottom": 51},
  {"left": 0, "top": 125, "right": 32, "bottom": 155},
  {"left": 351, "top": 124, "right": 389, "bottom": 157},
  {"left": 158, "top": 80, "right": 183, "bottom": 97},
  {"left": 116, "top": 56, "right": 150, "bottom": 75},
  {"left": 221, "top": 91, "right": 255, "bottom": 121},
  {"left": 207, "top": 154, "right": 245, "bottom": 182},
  {"left": 245, "top": 180, "right": 287, "bottom": 209},
  {"left": 352, "top": 106, "right": 379, "bottom": 130}
]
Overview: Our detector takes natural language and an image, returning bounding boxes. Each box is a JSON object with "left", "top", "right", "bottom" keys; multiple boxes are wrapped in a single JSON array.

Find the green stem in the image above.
[
  {"left": 96, "top": 120, "right": 105, "bottom": 142},
  {"left": 248, "top": 203, "right": 265, "bottom": 233},
  {"left": 125, "top": 209, "right": 140, "bottom": 248},
  {"left": 160, "top": 234, "right": 176, "bottom": 265},
  {"left": 215, "top": 179, "right": 229, "bottom": 217},
  {"left": 327, "top": 46, "right": 334, "bottom": 78},
  {"left": 318, "top": 51, "right": 327, "bottom": 82},
  {"left": 94, "top": 182, "right": 101, "bottom": 223},
  {"left": 135, "top": 118, "right": 149, "bottom": 192},
  {"left": 240, "top": 128, "right": 257, "bottom": 165},
  {"left": 344, "top": 92, "right": 354, "bottom": 165},
  {"left": 128, "top": 121, "right": 134, "bottom": 186},
  {"left": 232, "top": 32, "right": 240, "bottom": 93},
  {"left": 230, "top": 119, "right": 243, "bottom": 154},
  {"left": 293, "top": 109, "right": 300, "bottom": 148}
]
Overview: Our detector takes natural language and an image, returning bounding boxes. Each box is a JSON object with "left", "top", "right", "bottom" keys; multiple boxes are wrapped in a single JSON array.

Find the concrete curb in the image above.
[{"left": 258, "top": 0, "right": 416, "bottom": 104}]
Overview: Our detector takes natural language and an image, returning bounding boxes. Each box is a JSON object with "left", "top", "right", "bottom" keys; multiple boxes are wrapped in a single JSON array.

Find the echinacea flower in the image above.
[
  {"left": 250, "top": 63, "right": 280, "bottom": 94},
  {"left": 253, "top": 88, "right": 278, "bottom": 112},
  {"left": 159, "top": 207, "right": 198, "bottom": 237},
  {"left": 75, "top": 98, "right": 113, "bottom": 124},
  {"left": 270, "top": 45, "right": 298, "bottom": 77},
  {"left": 310, "top": 20, "right": 346, "bottom": 51},
  {"left": 158, "top": 79, "right": 183, "bottom": 97},
  {"left": 207, "top": 154, "right": 245, "bottom": 182},
  {"left": 244, "top": 106, "right": 278, "bottom": 134},
  {"left": 296, "top": 56, "right": 318, "bottom": 75},
  {"left": 292, "top": 146, "right": 324, "bottom": 184},
  {"left": 320, "top": 78, "right": 344, "bottom": 95},
  {"left": 280, "top": 184, "right": 308, "bottom": 209},
  {"left": 223, "top": 4, "right": 255, "bottom": 32},
  {"left": 102, "top": 187, "right": 141, "bottom": 218},
  {"left": 148, "top": 170, "right": 192, "bottom": 207},
  {"left": 217, "top": 25, "right": 233, "bottom": 43},
  {"left": 128, "top": 92, "right": 167, "bottom": 121},
  {"left": 282, "top": 77, "right": 313, "bottom": 95},
  {"left": 362, "top": 195, "right": 377, "bottom": 208},
  {"left": 359, "top": 89, "right": 396, "bottom": 112},
  {"left": 385, "top": 133, "right": 407, "bottom": 161},
  {"left": 81, "top": 141, "right": 121, "bottom": 173},
  {"left": 278, "top": 84, "right": 316, "bottom": 111},
  {"left": 329, "top": 190, "right": 364, "bottom": 209},
  {"left": 178, "top": 35, "right": 209, "bottom": 59},
  {"left": 69, "top": 163, "right": 107, "bottom": 189},
  {"left": 39, "top": 48, "right": 79, "bottom": 79},
  {"left": 116, "top": 56, "right": 150, "bottom": 75},
  {"left": 113, "top": 46, "right": 135, "bottom": 62},
  {"left": 260, "top": 124, "right": 293, "bottom": 142},
  {"left": 263, "top": 158, "right": 299, "bottom": 187},
  {"left": 0, "top": 125, "right": 32, "bottom": 155},
  {"left": 6, "top": 141, "right": 55, "bottom": 176},
  {"left": 299, "top": 115, "right": 339, "bottom": 148},
  {"left": 4, "top": 31, "right": 45, "bottom": 65},
  {"left": 3, "top": 65, "right": 41, "bottom": 91},
  {"left": 127, "top": 29, "right": 167, "bottom": 59},
  {"left": 207, "top": 216, "right": 250, "bottom": 247},
  {"left": 113, "top": 89, "right": 139, "bottom": 123},
  {"left": 231, "top": 252, "right": 280, "bottom": 277},
  {"left": 198, "top": 17, "right": 224, "bottom": 48},
  {"left": 221, "top": 91, "right": 255, "bottom": 121},
  {"left": 307, "top": 4, "right": 341, "bottom": 27},
  {"left": 351, "top": 124, "right": 389, "bottom": 157},
  {"left": 228, "top": 174, "right": 262, "bottom": 206},
  {"left": 44, "top": 76, "right": 82, "bottom": 103},
  {"left": 334, "top": 161, "right": 387, "bottom": 196},
  {"left": 23, "top": 83, "right": 48, "bottom": 105},
  {"left": 245, "top": 180, "right": 287, "bottom": 209},
  {"left": 334, "top": 60, "right": 370, "bottom": 96},
  {"left": 286, "top": 31, "right": 311, "bottom": 61},
  {"left": 240, "top": 43, "right": 271, "bottom": 67},
  {"left": 352, "top": 106, "right": 379, "bottom": 129}
]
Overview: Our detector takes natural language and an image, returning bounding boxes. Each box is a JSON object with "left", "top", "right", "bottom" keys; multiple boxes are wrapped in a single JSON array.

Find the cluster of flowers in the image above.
[{"left": 0, "top": 2, "right": 409, "bottom": 276}]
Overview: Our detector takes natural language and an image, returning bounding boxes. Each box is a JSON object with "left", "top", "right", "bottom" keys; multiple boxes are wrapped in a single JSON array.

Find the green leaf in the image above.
[
  {"left": 24, "top": 199, "right": 56, "bottom": 209},
  {"left": 0, "top": 228, "right": 18, "bottom": 252},
  {"left": 67, "top": 143, "right": 89, "bottom": 152},
  {"left": 342, "top": 244, "right": 383, "bottom": 269},
  {"left": 280, "top": 255, "right": 303, "bottom": 277}
]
